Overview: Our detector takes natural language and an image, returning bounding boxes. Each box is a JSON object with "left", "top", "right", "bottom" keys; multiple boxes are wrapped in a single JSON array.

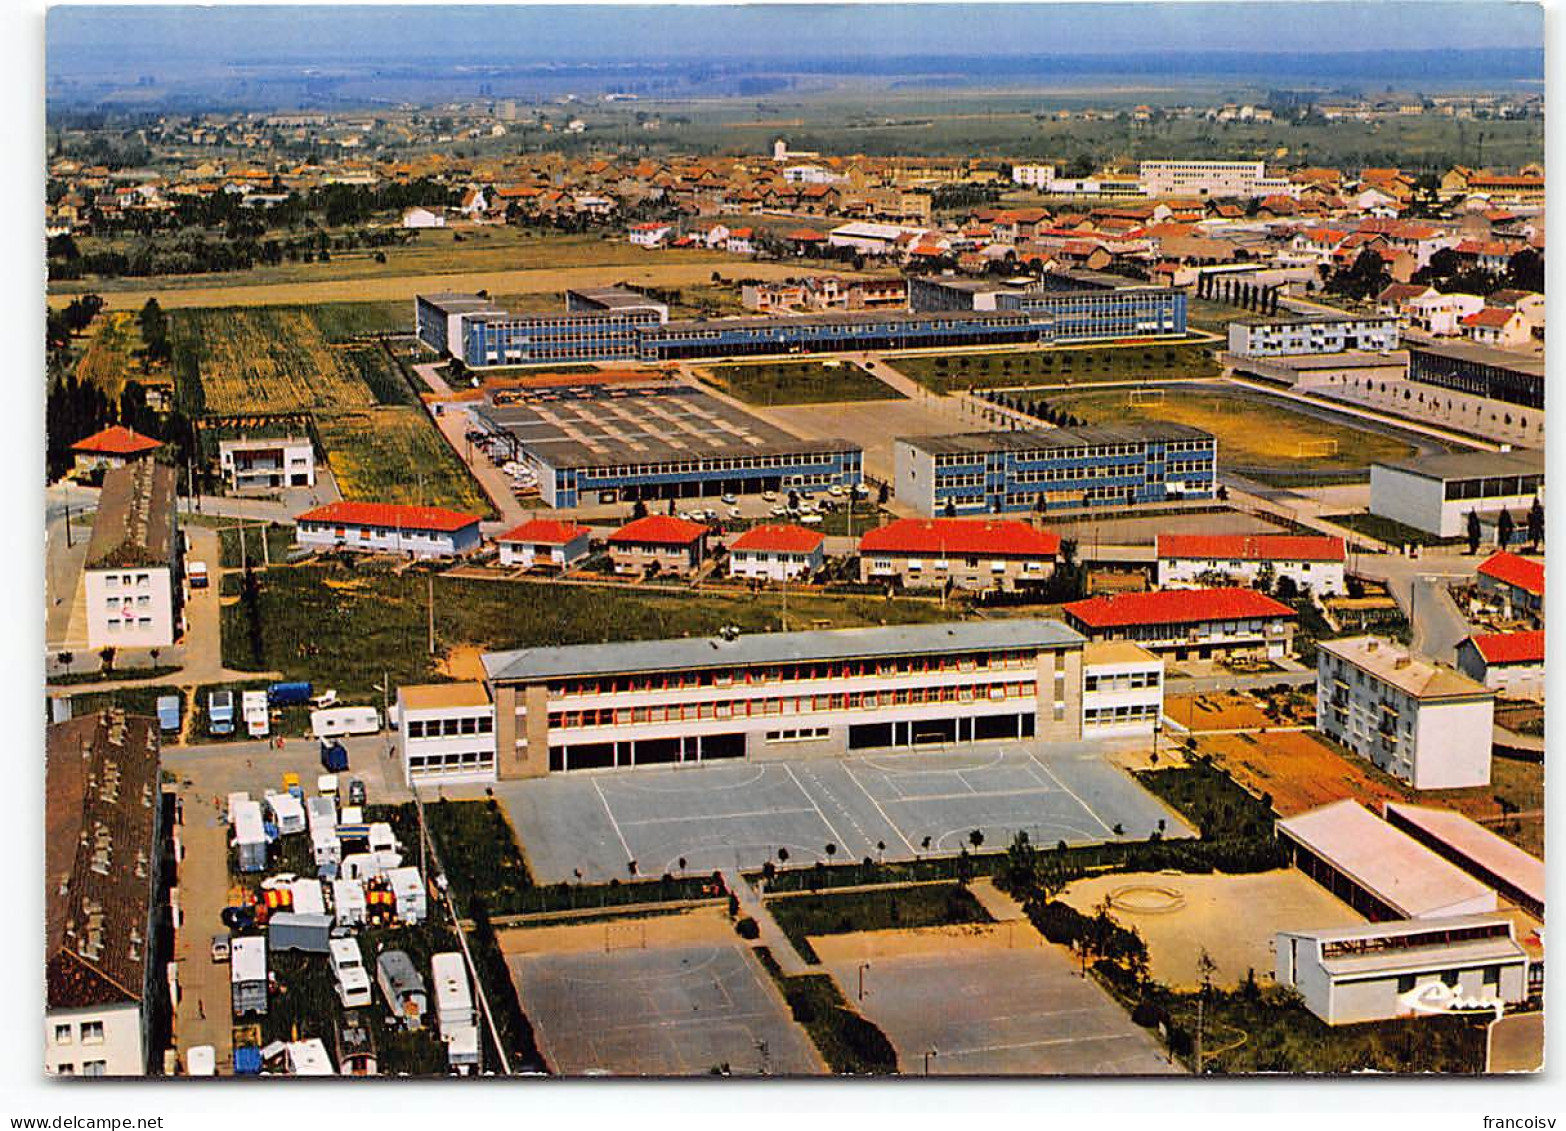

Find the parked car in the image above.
[
  {"left": 347, "top": 778, "right": 367, "bottom": 807},
  {"left": 211, "top": 933, "right": 231, "bottom": 963},
  {"left": 720, "top": 494, "right": 738, "bottom": 505}
]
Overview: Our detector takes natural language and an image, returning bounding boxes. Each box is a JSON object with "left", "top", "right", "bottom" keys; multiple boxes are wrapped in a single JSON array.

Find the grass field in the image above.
[
  {"left": 890, "top": 341, "right": 1220, "bottom": 393},
  {"left": 222, "top": 564, "right": 958, "bottom": 700},
  {"left": 767, "top": 884, "right": 993, "bottom": 964},
  {"left": 315, "top": 408, "right": 492, "bottom": 513},
  {"left": 1043, "top": 386, "right": 1418, "bottom": 479},
  {"left": 700, "top": 360, "right": 904, "bottom": 405}
]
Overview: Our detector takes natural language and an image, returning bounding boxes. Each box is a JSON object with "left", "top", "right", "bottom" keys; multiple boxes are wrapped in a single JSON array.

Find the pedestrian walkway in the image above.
[
  {"left": 171, "top": 790, "right": 236, "bottom": 1072},
  {"left": 727, "top": 869, "right": 811, "bottom": 975}
]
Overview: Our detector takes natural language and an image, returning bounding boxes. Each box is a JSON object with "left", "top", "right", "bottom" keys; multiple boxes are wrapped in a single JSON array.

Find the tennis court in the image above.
[{"left": 498, "top": 741, "right": 1192, "bottom": 883}]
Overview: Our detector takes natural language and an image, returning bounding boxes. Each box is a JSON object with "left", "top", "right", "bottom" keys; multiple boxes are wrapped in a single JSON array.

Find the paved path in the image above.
[
  {"left": 428, "top": 402, "right": 530, "bottom": 529},
  {"left": 729, "top": 869, "right": 811, "bottom": 976},
  {"left": 414, "top": 361, "right": 454, "bottom": 396},
  {"left": 170, "top": 790, "right": 238, "bottom": 1071}
]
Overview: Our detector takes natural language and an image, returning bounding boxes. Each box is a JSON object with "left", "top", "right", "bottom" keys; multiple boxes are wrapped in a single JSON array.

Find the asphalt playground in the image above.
[{"left": 498, "top": 741, "right": 1192, "bottom": 883}]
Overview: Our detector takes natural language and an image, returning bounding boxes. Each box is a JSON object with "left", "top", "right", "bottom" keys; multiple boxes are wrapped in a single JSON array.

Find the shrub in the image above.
[{"left": 735, "top": 916, "right": 761, "bottom": 940}]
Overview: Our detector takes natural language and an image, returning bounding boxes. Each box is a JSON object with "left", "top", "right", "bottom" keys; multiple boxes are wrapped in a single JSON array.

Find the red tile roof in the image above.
[
  {"left": 1467, "top": 630, "right": 1544, "bottom": 665},
  {"left": 609, "top": 514, "right": 709, "bottom": 545},
  {"left": 1478, "top": 551, "right": 1544, "bottom": 597},
  {"left": 730, "top": 523, "right": 826, "bottom": 554},
  {"left": 295, "top": 501, "right": 481, "bottom": 533},
  {"left": 496, "top": 519, "right": 590, "bottom": 545},
  {"left": 70, "top": 425, "right": 163, "bottom": 456},
  {"left": 860, "top": 518, "right": 1061, "bottom": 558},
  {"left": 1462, "top": 307, "right": 1518, "bottom": 328},
  {"left": 1157, "top": 534, "right": 1346, "bottom": 563},
  {"left": 1063, "top": 587, "right": 1297, "bottom": 629}
]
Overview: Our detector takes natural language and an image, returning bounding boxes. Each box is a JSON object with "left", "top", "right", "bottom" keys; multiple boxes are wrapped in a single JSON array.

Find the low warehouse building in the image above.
[
  {"left": 1368, "top": 449, "right": 1543, "bottom": 540},
  {"left": 295, "top": 502, "right": 483, "bottom": 559},
  {"left": 859, "top": 518, "right": 1060, "bottom": 592},
  {"left": 1383, "top": 803, "right": 1544, "bottom": 920},
  {"left": 727, "top": 524, "right": 825, "bottom": 582},
  {"left": 1276, "top": 800, "right": 1499, "bottom": 921},
  {"left": 1276, "top": 915, "right": 1529, "bottom": 1026},
  {"left": 1455, "top": 630, "right": 1544, "bottom": 701},
  {"left": 1062, "top": 587, "right": 1297, "bottom": 663}
]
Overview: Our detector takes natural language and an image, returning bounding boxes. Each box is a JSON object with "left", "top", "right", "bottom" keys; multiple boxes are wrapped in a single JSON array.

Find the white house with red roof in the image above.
[
  {"left": 1062, "top": 587, "right": 1297, "bottom": 663},
  {"left": 608, "top": 515, "right": 709, "bottom": 577},
  {"left": 495, "top": 519, "right": 592, "bottom": 571},
  {"left": 1475, "top": 551, "right": 1544, "bottom": 625},
  {"left": 294, "top": 502, "right": 483, "bottom": 558},
  {"left": 858, "top": 518, "right": 1060, "bottom": 593},
  {"left": 1461, "top": 306, "right": 1531, "bottom": 350},
  {"left": 1156, "top": 533, "right": 1347, "bottom": 596},
  {"left": 727, "top": 523, "right": 825, "bottom": 582},
  {"left": 627, "top": 222, "right": 672, "bottom": 248},
  {"left": 1456, "top": 630, "right": 1543, "bottom": 701},
  {"left": 70, "top": 425, "right": 164, "bottom": 476}
]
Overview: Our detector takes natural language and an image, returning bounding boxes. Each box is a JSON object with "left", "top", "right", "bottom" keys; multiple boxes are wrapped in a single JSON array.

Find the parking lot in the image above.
[
  {"left": 509, "top": 944, "right": 822, "bottom": 1076},
  {"left": 499, "top": 742, "right": 1193, "bottom": 883}
]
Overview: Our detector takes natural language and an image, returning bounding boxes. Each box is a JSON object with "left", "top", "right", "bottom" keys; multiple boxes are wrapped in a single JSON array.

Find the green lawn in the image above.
[
  {"left": 892, "top": 342, "right": 1219, "bottom": 394},
  {"left": 767, "top": 883, "right": 992, "bottom": 963},
  {"left": 1321, "top": 511, "right": 1466, "bottom": 549},
  {"left": 699, "top": 360, "right": 904, "bottom": 405},
  {"left": 752, "top": 948, "right": 898, "bottom": 1075}
]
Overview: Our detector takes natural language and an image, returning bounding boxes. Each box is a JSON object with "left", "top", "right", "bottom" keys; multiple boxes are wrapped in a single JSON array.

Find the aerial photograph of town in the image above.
[{"left": 28, "top": 0, "right": 1552, "bottom": 1102}]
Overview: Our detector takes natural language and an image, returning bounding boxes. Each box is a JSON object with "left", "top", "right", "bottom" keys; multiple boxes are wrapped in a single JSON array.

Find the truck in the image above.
[
  {"left": 431, "top": 952, "right": 481, "bottom": 1073},
  {"left": 188, "top": 560, "right": 209, "bottom": 589},
  {"left": 207, "top": 690, "right": 235, "bottom": 736},
  {"left": 320, "top": 740, "right": 350, "bottom": 774},
  {"left": 267, "top": 681, "right": 314, "bottom": 707},
  {"left": 230, "top": 936, "right": 268, "bottom": 1017},
  {"left": 330, "top": 938, "right": 372, "bottom": 1009},
  {"left": 376, "top": 950, "right": 427, "bottom": 1031},
  {"left": 312, "top": 706, "right": 381, "bottom": 740},
  {"left": 156, "top": 695, "right": 181, "bottom": 733},
  {"left": 265, "top": 791, "right": 306, "bottom": 836}
]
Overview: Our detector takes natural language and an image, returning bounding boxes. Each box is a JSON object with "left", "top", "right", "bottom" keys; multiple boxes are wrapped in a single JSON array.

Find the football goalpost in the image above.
[
  {"left": 1295, "top": 438, "right": 1340, "bottom": 459},
  {"left": 1128, "top": 388, "right": 1166, "bottom": 407}
]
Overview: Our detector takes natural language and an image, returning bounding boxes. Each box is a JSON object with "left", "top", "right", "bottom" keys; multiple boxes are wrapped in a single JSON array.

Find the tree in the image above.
[
  {"left": 1466, "top": 509, "right": 1482, "bottom": 555},
  {"left": 968, "top": 829, "right": 985, "bottom": 850},
  {"left": 1527, "top": 495, "right": 1544, "bottom": 548},
  {"left": 632, "top": 498, "right": 649, "bottom": 519},
  {"left": 1497, "top": 509, "right": 1515, "bottom": 551},
  {"left": 944, "top": 499, "right": 957, "bottom": 518}
]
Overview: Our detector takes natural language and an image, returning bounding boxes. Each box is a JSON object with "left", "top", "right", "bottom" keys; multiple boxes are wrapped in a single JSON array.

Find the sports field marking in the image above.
[
  {"left": 880, "top": 784, "right": 1061, "bottom": 806},
  {"left": 591, "top": 776, "right": 637, "bottom": 862},
  {"left": 841, "top": 761, "right": 919, "bottom": 856},
  {"left": 618, "top": 805, "right": 820, "bottom": 829},
  {"left": 545, "top": 949, "right": 725, "bottom": 988},
  {"left": 1026, "top": 752, "right": 1113, "bottom": 834},
  {"left": 861, "top": 750, "right": 1006, "bottom": 776},
  {"left": 608, "top": 765, "right": 772, "bottom": 795},
  {"left": 783, "top": 763, "right": 852, "bottom": 851},
  {"left": 930, "top": 822, "right": 1099, "bottom": 850}
]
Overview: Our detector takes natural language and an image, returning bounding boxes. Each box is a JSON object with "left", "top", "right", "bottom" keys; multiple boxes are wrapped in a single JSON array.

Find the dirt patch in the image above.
[
  {"left": 494, "top": 905, "right": 735, "bottom": 957},
  {"left": 808, "top": 920, "right": 1035, "bottom": 963},
  {"left": 437, "top": 644, "right": 488, "bottom": 681}
]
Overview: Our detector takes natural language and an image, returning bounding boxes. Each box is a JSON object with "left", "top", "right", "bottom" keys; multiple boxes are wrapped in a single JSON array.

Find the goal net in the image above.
[
  {"left": 1128, "top": 388, "right": 1166, "bottom": 407},
  {"left": 604, "top": 922, "right": 649, "bottom": 952},
  {"left": 1295, "top": 438, "right": 1340, "bottom": 458}
]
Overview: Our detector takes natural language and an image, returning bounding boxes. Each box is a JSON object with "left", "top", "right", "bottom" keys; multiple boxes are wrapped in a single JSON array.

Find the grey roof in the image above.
[
  {"left": 1407, "top": 339, "right": 1545, "bottom": 378},
  {"left": 1232, "top": 310, "right": 1390, "bottom": 327},
  {"left": 484, "top": 618, "right": 1085, "bottom": 683},
  {"left": 649, "top": 308, "right": 1037, "bottom": 334},
  {"left": 898, "top": 422, "right": 1213, "bottom": 457},
  {"left": 1373, "top": 448, "right": 1544, "bottom": 483},
  {"left": 418, "top": 293, "right": 505, "bottom": 317},
  {"left": 85, "top": 461, "right": 178, "bottom": 570},
  {"left": 566, "top": 285, "right": 666, "bottom": 311}
]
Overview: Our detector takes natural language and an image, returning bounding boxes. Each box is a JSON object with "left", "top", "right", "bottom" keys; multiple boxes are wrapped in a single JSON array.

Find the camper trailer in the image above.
[
  {"left": 290, "top": 877, "right": 328, "bottom": 917},
  {"left": 282, "top": 1039, "right": 335, "bottom": 1076},
  {"left": 312, "top": 706, "right": 381, "bottom": 740},
  {"left": 265, "top": 791, "right": 306, "bottom": 836},
  {"left": 387, "top": 866, "right": 427, "bottom": 924},
  {"left": 242, "top": 690, "right": 270, "bottom": 738},
  {"left": 431, "top": 952, "right": 481, "bottom": 1073},
  {"left": 232, "top": 799, "right": 268, "bottom": 874},
  {"left": 331, "top": 878, "right": 367, "bottom": 926},
  {"left": 208, "top": 689, "right": 236, "bottom": 736},
  {"left": 376, "top": 950, "right": 427, "bottom": 1031},
  {"left": 230, "top": 936, "right": 268, "bottom": 1017},
  {"left": 330, "top": 938, "right": 373, "bottom": 1009}
]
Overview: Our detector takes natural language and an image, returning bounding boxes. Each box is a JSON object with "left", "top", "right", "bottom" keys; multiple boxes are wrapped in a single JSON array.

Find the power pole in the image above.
[
  {"left": 427, "top": 571, "right": 436, "bottom": 655},
  {"left": 1194, "top": 996, "right": 1204, "bottom": 1076}
]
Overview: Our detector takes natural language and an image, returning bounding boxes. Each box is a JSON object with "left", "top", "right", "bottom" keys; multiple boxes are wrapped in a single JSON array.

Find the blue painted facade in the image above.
[
  {"left": 462, "top": 309, "right": 662, "bottom": 366},
  {"left": 635, "top": 312, "right": 1048, "bottom": 361},
  {"left": 547, "top": 445, "right": 862, "bottom": 508}
]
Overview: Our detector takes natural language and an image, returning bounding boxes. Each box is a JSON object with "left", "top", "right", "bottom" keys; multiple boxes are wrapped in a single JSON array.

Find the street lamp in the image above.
[
  {"left": 924, "top": 1047, "right": 938, "bottom": 1076},
  {"left": 857, "top": 961, "right": 871, "bottom": 1001}
]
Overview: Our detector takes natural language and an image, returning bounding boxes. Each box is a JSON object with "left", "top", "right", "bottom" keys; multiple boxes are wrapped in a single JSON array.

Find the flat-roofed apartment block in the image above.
[
  {"left": 859, "top": 517, "right": 1060, "bottom": 592},
  {"left": 607, "top": 515, "right": 709, "bottom": 577},
  {"left": 494, "top": 519, "right": 592, "bottom": 571},
  {"left": 1156, "top": 533, "right": 1347, "bottom": 596},
  {"left": 1369, "top": 449, "right": 1544, "bottom": 539},
  {"left": 1276, "top": 915, "right": 1529, "bottom": 1026},
  {"left": 476, "top": 619, "right": 1086, "bottom": 779},
  {"left": 45, "top": 709, "right": 166, "bottom": 1076},
  {"left": 473, "top": 385, "right": 862, "bottom": 508},
  {"left": 83, "top": 462, "right": 182, "bottom": 650},
  {"left": 397, "top": 683, "right": 496, "bottom": 786},
  {"left": 1139, "top": 160, "right": 1292, "bottom": 198},
  {"left": 895, "top": 424, "right": 1216, "bottom": 517},
  {"left": 1227, "top": 311, "right": 1400, "bottom": 357},
  {"left": 1081, "top": 641, "right": 1164, "bottom": 736},
  {"left": 1317, "top": 636, "right": 1494, "bottom": 790},
  {"left": 218, "top": 436, "right": 315, "bottom": 491},
  {"left": 1063, "top": 587, "right": 1297, "bottom": 664},
  {"left": 1475, "top": 550, "right": 1544, "bottom": 625}
]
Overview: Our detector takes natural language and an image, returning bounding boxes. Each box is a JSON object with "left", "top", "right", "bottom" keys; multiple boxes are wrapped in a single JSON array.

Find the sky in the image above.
[{"left": 47, "top": 2, "right": 1545, "bottom": 74}]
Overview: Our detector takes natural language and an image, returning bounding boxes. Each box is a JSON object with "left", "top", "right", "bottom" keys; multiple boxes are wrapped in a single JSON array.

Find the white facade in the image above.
[
  {"left": 397, "top": 684, "right": 498, "bottom": 786},
  {"left": 402, "top": 207, "right": 446, "bottom": 229},
  {"left": 1011, "top": 164, "right": 1057, "bottom": 188},
  {"left": 1369, "top": 456, "right": 1544, "bottom": 539},
  {"left": 1317, "top": 636, "right": 1494, "bottom": 790},
  {"left": 1227, "top": 315, "right": 1400, "bottom": 357},
  {"left": 219, "top": 437, "right": 316, "bottom": 491},
  {"left": 628, "top": 224, "right": 671, "bottom": 247},
  {"left": 85, "top": 566, "right": 177, "bottom": 649},
  {"left": 1140, "top": 160, "right": 1291, "bottom": 199},
  {"left": 296, "top": 519, "right": 481, "bottom": 559},
  {"left": 1157, "top": 554, "right": 1345, "bottom": 597},
  {"left": 45, "top": 1003, "right": 144, "bottom": 1077},
  {"left": 1407, "top": 291, "right": 1485, "bottom": 337},
  {"left": 728, "top": 542, "right": 825, "bottom": 582},
  {"left": 1081, "top": 642, "right": 1163, "bottom": 736},
  {"left": 497, "top": 531, "right": 591, "bottom": 570}
]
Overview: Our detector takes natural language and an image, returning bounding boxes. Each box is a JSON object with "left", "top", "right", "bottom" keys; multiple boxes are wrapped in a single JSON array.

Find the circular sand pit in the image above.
[{"left": 1107, "top": 884, "right": 1187, "bottom": 914}]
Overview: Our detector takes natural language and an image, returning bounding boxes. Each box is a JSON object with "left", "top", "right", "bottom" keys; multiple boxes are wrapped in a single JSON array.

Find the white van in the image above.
[{"left": 330, "top": 938, "right": 372, "bottom": 1009}]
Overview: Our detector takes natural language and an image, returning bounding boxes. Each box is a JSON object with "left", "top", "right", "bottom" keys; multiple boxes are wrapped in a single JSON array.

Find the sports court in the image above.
[
  {"left": 813, "top": 926, "right": 1179, "bottom": 1076},
  {"left": 509, "top": 944, "right": 822, "bottom": 1076},
  {"left": 499, "top": 741, "right": 1192, "bottom": 883}
]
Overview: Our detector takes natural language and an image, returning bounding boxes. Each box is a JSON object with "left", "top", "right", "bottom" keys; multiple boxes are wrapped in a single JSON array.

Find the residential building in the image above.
[
  {"left": 1369, "top": 450, "right": 1543, "bottom": 539},
  {"left": 628, "top": 222, "right": 672, "bottom": 247},
  {"left": 1140, "top": 160, "right": 1291, "bottom": 199},
  {"left": 1155, "top": 533, "right": 1346, "bottom": 596},
  {"left": 1460, "top": 307, "right": 1532, "bottom": 350},
  {"left": 727, "top": 524, "right": 825, "bottom": 582},
  {"left": 894, "top": 425, "right": 1217, "bottom": 517},
  {"left": 1455, "top": 631, "right": 1543, "bottom": 701},
  {"left": 495, "top": 519, "right": 592, "bottom": 571},
  {"left": 1063, "top": 587, "right": 1297, "bottom": 663},
  {"left": 70, "top": 425, "right": 164, "bottom": 477},
  {"left": 45, "top": 709, "right": 166, "bottom": 1076},
  {"left": 477, "top": 618, "right": 1086, "bottom": 777},
  {"left": 218, "top": 436, "right": 316, "bottom": 492},
  {"left": 84, "top": 462, "right": 182, "bottom": 650},
  {"left": 1475, "top": 551, "right": 1544, "bottom": 625},
  {"left": 608, "top": 515, "right": 709, "bottom": 577},
  {"left": 1275, "top": 916, "right": 1528, "bottom": 1026},
  {"left": 1011, "top": 164, "right": 1057, "bottom": 188},
  {"left": 1316, "top": 635, "right": 1494, "bottom": 790},
  {"left": 1081, "top": 641, "right": 1164, "bottom": 737},
  {"left": 858, "top": 517, "right": 1060, "bottom": 592},
  {"left": 1227, "top": 312, "right": 1400, "bottom": 357},
  {"left": 396, "top": 683, "right": 496, "bottom": 786},
  {"left": 294, "top": 502, "right": 484, "bottom": 558}
]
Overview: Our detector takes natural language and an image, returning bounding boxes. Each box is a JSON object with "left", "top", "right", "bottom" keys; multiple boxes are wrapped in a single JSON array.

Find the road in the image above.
[{"left": 1351, "top": 549, "right": 1484, "bottom": 664}]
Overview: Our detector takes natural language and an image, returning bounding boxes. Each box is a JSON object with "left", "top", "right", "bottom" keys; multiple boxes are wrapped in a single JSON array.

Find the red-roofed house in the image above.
[
  {"left": 295, "top": 501, "right": 484, "bottom": 558},
  {"left": 71, "top": 425, "right": 164, "bottom": 475},
  {"left": 1062, "top": 587, "right": 1297, "bottom": 662},
  {"left": 1156, "top": 534, "right": 1347, "bottom": 595},
  {"left": 1456, "top": 630, "right": 1544, "bottom": 701},
  {"left": 1460, "top": 306, "right": 1531, "bottom": 349},
  {"left": 859, "top": 518, "right": 1060, "bottom": 592},
  {"left": 608, "top": 515, "right": 709, "bottom": 577},
  {"left": 496, "top": 519, "right": 592, "bottom": 570},
  {"left": 727, "top": 524, "right": 826, "bottom": 582},
  {"left": 1476, "top": 551, "right": 1544, "bottom": 625}
]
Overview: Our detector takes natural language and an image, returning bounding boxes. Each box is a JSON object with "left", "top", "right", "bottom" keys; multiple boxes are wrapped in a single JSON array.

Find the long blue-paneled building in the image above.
[{"left": 894, "top": 423, "right": 1218, "bottom": 516}]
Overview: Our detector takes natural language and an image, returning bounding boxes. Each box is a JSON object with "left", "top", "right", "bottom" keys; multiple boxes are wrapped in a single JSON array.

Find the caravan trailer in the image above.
[
  {"left": 331, "top": 878, "right": 367, "bottom": 926},
  {"left": 231, "top": 936, "right": 268, "bottom": 1017},
  {"left": 431, "top": 952, "right": 480, "bottom": 1073},
  {"left": 386, "top": 867, "right": 427, "bottom": 924},
  {"left": 265, "top": 791, "right": 306, "bottom": 836},
  {"left": 311, "top": 706, "right": 381, "bottom": 740},
  {"left": 330, "top": 938, "right": 373, "bottom": 1009},
  {"left": 232, "top": 799, "right": 268, "bottom": 874},
  {"left": 377, "top": 950, "right": 427, "bottom": 1031},
  {"left": 242, "top": 690, "right": 270, "bottom": 739}
]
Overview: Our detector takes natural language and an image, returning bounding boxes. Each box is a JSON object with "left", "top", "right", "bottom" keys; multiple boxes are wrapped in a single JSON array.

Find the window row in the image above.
[
  {"left": 546, "top": 652, "right": 1042, "bottom": 696},
  {"left": 405, "top": 714, "right": 494, "bottom": 739}
]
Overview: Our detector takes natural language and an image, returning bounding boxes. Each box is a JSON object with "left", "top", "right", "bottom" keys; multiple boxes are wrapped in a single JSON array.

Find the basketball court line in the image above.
[
  {"left": 840, "top": 760, "right": 918, "bottom": 856},
  {"left": 1026, "top": 750, "right": 1113, "bottom": 834},
  {"left": 591, "top": 776, "right": 637, "bottom": 861},
  {"left": 784, "top": 762, "right": 852, "bottom": 851},
  {"left": 878, "top": 784, "right": 1064, "bottom": 806},
  {"left": 618, "top": 805, "right": 820, "bottom": 829}
]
